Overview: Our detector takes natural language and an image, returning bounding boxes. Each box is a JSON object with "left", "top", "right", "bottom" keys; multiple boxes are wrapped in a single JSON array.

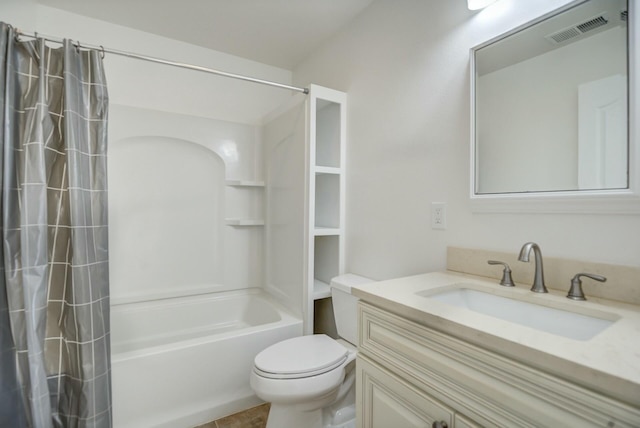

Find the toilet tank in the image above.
[{"left": 330, "top": 274, "right": 375, "bottom": 345}]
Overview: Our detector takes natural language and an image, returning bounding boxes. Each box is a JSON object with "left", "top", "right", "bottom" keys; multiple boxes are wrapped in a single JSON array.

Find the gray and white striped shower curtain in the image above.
[{"left": 0, "top": 23, "right": 112, "bottom": 428}]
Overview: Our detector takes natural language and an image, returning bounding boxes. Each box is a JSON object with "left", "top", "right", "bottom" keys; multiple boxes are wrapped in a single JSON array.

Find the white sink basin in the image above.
[{"left": 419, "top": 286, "right": 616, "bottom": 341}]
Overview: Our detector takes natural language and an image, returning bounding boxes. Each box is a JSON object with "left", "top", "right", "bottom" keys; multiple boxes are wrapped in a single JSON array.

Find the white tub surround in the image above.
[
  {"left": 353, "top": 272, "right": 640, "bottom": 426},
  {"left": 111, "top": 289, "right": 302, "bottom": 428},
  {"left": 108, "top": 106, "right": 269, "bottom": 305}
]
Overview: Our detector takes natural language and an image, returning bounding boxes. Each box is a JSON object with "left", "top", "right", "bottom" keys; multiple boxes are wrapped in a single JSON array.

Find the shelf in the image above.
[
  {"left": 314, "top": 227, "right": 340, "bottom": 236},
  {"left": 225, "top": 218, "right": 265, "bottom": 226},
  {"left": 313, "top": 279, "right": 332, "bottom": 300},
  {"left": 315, "top": 173, "right": 340, "bottom": 228},
  {"left": 225, "top": 180, "right": 265, "bottom": 187},
  {"left": 315, "top": 166, "right": 340, "bottom": 175},
  {"left": 315, "top": 99, "right": 341, "bottom": 168}
]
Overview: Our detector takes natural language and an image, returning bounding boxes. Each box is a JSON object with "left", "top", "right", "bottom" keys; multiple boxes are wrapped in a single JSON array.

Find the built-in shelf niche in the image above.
[
  {"left": 313, "top": 279, "right": 332, "bottom": 300},
  {"left": 225, "top": 219, "right": 265, "bottom": 226},
  {"left": 225, "top": 180, "right": 265, "bottom": 187},
  {"left": 225, "top": 179, "right": 265, "bottom": 227},
  {"left": 313, "top": 234, "right": 340, "bottom": 294},
  {"left": 315, "top": 173, "right": 340, "bottom": 229},
  {"left": 315, "top": 100, "right": 341, "bottom": 168}
]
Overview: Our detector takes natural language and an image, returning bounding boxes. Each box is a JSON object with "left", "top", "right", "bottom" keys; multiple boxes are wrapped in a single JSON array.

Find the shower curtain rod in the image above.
[{"left": 15, "top": 29, "right": 310, "bottom": 94}]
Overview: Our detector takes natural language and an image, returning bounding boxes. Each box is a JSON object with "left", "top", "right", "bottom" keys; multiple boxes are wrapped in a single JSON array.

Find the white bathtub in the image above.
[{"left": 110, "top": 288, "right": 302, "bottom": 428}]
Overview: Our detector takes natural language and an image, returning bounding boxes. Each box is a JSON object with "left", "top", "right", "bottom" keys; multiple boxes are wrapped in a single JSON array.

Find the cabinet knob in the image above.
[{"left": 432, "top": 421, "right": 448, "bottom": 428}]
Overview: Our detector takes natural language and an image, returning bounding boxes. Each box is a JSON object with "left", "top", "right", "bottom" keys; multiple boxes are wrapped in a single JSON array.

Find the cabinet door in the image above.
[
  {"left": 357, "top": 356, "right": 453, "bottom": 428},
  {"left": 455, "top": 413, "right": 483, "bottom": 428}
]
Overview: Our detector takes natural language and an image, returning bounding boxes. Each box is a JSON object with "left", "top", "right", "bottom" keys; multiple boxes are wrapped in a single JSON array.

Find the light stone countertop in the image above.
[{"left": 351, "top": 271, "right": 640, "bottom": 408}]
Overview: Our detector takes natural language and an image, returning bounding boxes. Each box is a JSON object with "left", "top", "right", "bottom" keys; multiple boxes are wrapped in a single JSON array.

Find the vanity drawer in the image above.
[{"left": 358, "top": 301, "right": 640, "bottom": 428}]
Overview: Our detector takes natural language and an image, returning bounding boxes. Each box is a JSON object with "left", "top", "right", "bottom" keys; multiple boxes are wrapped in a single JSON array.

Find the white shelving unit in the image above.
[{"left": 305, "top": 85, "right": 347, "bottom": 334}]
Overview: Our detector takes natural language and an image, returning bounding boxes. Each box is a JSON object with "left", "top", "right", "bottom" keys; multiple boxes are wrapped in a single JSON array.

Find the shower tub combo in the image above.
[
  {"left": 110, "top": 289, "right": 302, "bottom": 428},
  {"left": 107, "top": 107, "right": 306, "bottom": 427}
]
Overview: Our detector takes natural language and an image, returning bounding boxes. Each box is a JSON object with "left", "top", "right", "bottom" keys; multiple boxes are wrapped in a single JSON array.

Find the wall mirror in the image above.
[{"left": 471, "top": 0, "right": 639, "bottom": 212}]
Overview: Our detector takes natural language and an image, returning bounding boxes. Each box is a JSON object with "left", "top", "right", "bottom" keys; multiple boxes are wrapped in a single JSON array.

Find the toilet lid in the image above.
[{"left": 254, "top": 334, "right": 348, "bottom": 379}]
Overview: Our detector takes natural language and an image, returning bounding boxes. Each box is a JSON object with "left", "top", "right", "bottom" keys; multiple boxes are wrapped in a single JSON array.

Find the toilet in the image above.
[{"left": 250, "top": 274, "right": 373, "bottom": 428}]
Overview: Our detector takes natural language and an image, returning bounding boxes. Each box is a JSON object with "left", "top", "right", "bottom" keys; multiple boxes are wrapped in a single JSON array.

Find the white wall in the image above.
[
  {"left": 293, "top": 0, "right": 640, "bottom": 281},
  {"left": 1, "top": 0, "right": 293, "bottom": 124}
]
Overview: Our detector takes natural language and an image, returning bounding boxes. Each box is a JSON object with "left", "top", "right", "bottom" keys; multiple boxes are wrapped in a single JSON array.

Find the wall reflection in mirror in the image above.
[{"left": 473, "top": 0, "right": 628, "bottom": 195}]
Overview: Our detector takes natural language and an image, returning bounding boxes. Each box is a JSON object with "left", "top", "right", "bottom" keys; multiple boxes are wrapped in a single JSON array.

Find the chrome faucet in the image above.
[{"left": 518, "top": 242, "right": 548, "bottom": 293}]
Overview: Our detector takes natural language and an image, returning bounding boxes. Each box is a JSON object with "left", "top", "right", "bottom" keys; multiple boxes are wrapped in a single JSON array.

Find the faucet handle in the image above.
[
  {"left": 567, "top": 273, "right": 606, "bottom": 301},
  {"left": 488, "top": 260, "right": 515, "bottom": 287}
]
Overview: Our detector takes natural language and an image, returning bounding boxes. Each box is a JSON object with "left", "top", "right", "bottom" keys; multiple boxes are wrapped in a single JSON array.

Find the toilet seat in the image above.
[{"left": 254, "top": 334, "right": 348, "bottom": 379}]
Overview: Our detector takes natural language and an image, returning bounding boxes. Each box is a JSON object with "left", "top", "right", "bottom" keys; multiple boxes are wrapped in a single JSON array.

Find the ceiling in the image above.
[{"left": 36, "top": 0, "right": 374, "bottom": 69}]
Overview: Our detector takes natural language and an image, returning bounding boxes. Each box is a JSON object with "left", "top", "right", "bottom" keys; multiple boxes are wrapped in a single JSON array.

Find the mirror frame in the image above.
[{"left": 470, "top": 0, "right": 640, "bottom": 213}]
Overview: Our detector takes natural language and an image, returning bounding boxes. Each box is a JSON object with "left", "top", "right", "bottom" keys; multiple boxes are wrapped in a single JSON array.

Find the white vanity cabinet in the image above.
[{"left": 356, "top": 301, "right": 640, "bottom": 428}]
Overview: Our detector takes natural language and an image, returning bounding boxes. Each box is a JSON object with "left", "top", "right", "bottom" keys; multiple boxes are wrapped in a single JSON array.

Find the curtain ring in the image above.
[
  {"left": 75, "top": 40, "right": 81, "bottom": 53},
  {"left": 100, "top": 45, "right": 105, "bottom": 59},
  {"left": 14, "top": 27, "right": 22, "bottom": 42}
]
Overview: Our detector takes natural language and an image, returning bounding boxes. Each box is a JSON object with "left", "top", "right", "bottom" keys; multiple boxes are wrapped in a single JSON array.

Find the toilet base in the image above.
[
  {"left": 323, "top": 375, "right": 356, "bottom": 428},
  {"left": 266, "top": 402, "right": 356, "bottom": 428},
  {"left": 264, "top": 361, "right": 356, "bottom": 428},
  {"left": 266, "top": 403, "right": 323, "bottom": 428},
  {"left": 324, "top": 404, "right": 355, "bottom": 428}
]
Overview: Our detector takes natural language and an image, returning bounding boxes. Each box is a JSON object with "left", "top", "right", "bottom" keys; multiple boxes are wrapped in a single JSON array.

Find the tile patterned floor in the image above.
[{"left": 195, "top": 403, "right": 270, "bottom": 428}]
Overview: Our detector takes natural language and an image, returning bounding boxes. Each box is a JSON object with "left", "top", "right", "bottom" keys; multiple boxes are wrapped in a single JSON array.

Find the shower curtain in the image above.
[{"left": 0, "top": 23, "right": 111, "bottom": 428}]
